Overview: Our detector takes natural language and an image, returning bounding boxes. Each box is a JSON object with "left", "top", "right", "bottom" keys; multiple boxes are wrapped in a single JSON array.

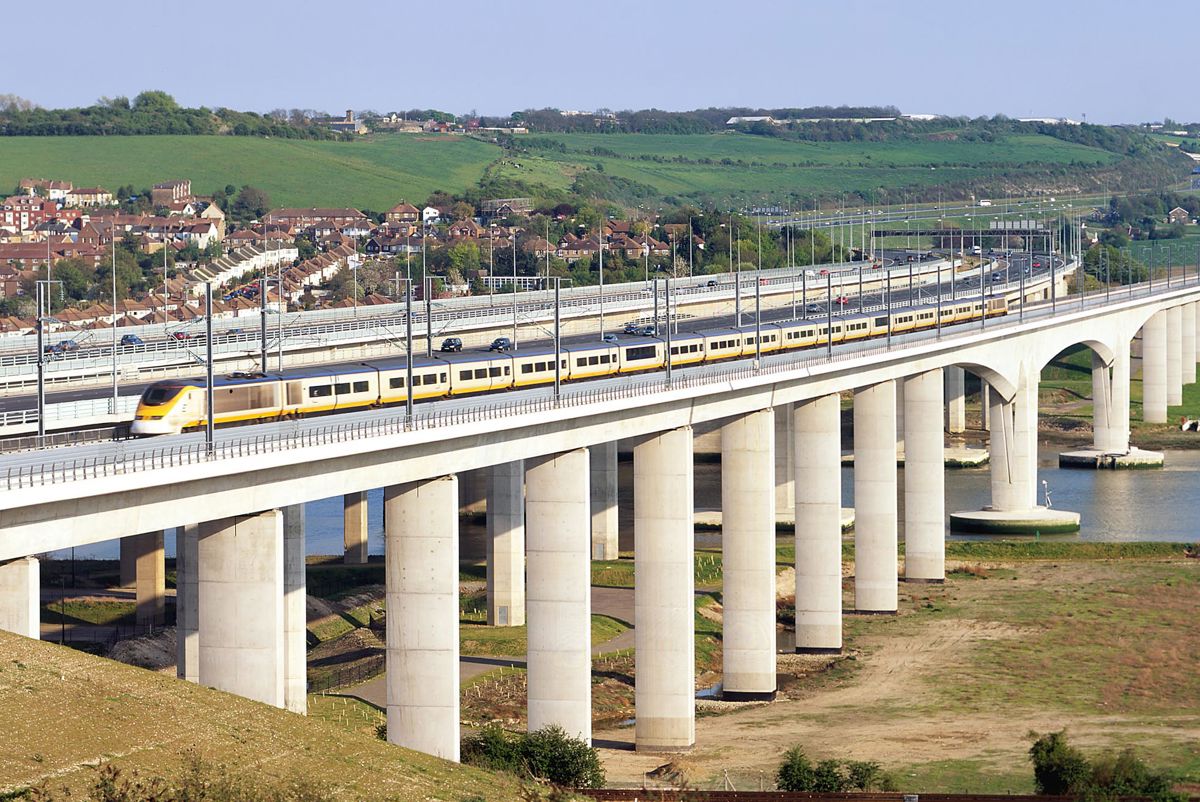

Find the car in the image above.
[
  {"left": 488, "top": 337, "right": 512, "bottom": 352},
  {"left": 1032, "top": 260, "right": 1042, "bottom": 268},
  {"left": 991, "top": 272, "right": 1003, "bottom": 282},
  {"left": 834, "top": 296, "right": 849, "bottom": 305},
  {"left": 119, "top": 334, "right": 143, "bottom": 346},
  {"left": 818, "top": 268, "right": 830, "bottom": 276},
  {"left": 171, "top": 331, "right": 192, "bottom": 341},
  {"left": 705, "top": 279, "right": 719, "bottom": 287},
  {"left": 601, "top": 333, "right": 619, "bottom": 344},
  {"left": 635, "top": 324, "right": 658, "bottom": 336},
  {"left": 623, "top": 321, "right": 642, "bottom": 334},
  {"left": 440, "top": 337, "right": 463, "bottom": 352},
  {"left": 804, "top": 303, "right": 825, "bottom": 315},
  {"left": 58, "top": 340, "right": 79, "bottom": 353}
]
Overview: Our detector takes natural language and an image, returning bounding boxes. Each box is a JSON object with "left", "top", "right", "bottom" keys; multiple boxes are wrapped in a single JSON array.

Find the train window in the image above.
[
  {"left": 600, "top": 354, "right": 610, "bottom": 364},
  {"left": 589, "top": 356, "right": 599, "bottom": 365},
  {"left": 489, "top": 367, "right": 501, "bottom": 377},
  {"left": 460, "top": 370, "right": 472, "bottom": 381},
  {"left": 389, "top": 377, "right": 405, "bottom": 389},
  {"left": 626, "top": 345, "right": 657, "bottom": 361},
  {"left": 577, "top": 358, "right": 587, "bottom": 367},
  {"left": 561, "top": 360, "right": 567, "bottom": 369},
  {"left": 875, "top": 317, "right": 887, "bottom": 327},
  {"left": 440, "top": 373, "right": 447, "bottom": 383},
  {"left": 335, "top": 383, "right": 350, "bottom": 394},
  {"left": 474, "top": 369, "right": 487, "bottom": 379},
  {"left": 309, "top": 385, "right": 332, "bottom": 398},
  {"left": 521, "top": 364, "right": 533, "bottom": 374},
  {"left": 670, "top": 346, "right": 678, "bottom": 355},
  {"left": 353, "top": 381, "right": 369, "bottom": 393},
  {"left": 504, "top": 366, "right": 510, "bottom": 375}
]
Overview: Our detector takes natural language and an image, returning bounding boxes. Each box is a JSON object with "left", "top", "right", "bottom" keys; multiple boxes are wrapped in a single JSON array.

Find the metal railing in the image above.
[{"left": 10, "top": 258, "right": 1175, "bottom": 492}]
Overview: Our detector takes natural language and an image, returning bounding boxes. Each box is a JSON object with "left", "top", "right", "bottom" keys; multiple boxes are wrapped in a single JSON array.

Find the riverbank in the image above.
[{"left": 594, "top": 544, "right": 1200, "bottom": 792}]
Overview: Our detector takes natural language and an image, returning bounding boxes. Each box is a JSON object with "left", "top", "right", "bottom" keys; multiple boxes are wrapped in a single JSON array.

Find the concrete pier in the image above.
[
  {"left": 721, "top": 409, "right": 777, "bottom": 700},
  {"left": 176, "top": 525, "right": 198, "bottom": 682},
  {"left": 894, "top": 381, "right": 906, "bottom": 457},
  {"left": 385, "top": 475, "right": 460, "bottom": 761},
  {"left": 774, "top": 403, "right": 795, "bottom": 518},
  {"left": 342, "top": 491, "right": 369, "bottom": 565},
  {"left": 1167, "top": 306, "right": 1183, "bottom": 407},
  {"left": 794, "top": 395, "right": 843, "bottom": 653},
  {"left": 458, "top": 468, "right": 488, "bottom": 516},
  {"left": 980, "top": 382, "right": 991, "bottom": 432},
  {"left": 0, "top": 557, "right": 39, "bottom": 638},
  {"left": 853, "top": 381, "right": 898, "bottom": 613},
  {"left": 283, "top": 505, "right": 306, "bottom": 715},
  {"left": 129, "top": 531, "right": 165, "bottom": 627},
  {"left": 1183, "top": 303, "right": 1196, "bottom": 385},
  {"left": 634, "top": 427, "right": 695, "bottom": 752},
  {"left": 944, "top": 366, "right": 966, "bottom": 433},
  {"left": 903, "top": 369, "right": 945, "bottom": 582},
  {"left": 589, "top": 441, "right": 619, "bottom": 561},
  {"left": 1143, "top": 311, "right": 1168, "bottom": 423},
  {"left": 118, "top": 537, "right": 137, "bottom": 587},
  {"left": 1059, "top": 342, "right": 1163, "bottom": 469},
  {"left": 525, "top": 449, "right": 592, "bottom": 742},
  {"left": 197, "top": 510, "right": 285, "bottom": 708},
  {"left": 952, "top": 376, "right": 1080, "bottom": 532},
  {"left": 487, "top": 460, "right": 526, "bottom": 627}
]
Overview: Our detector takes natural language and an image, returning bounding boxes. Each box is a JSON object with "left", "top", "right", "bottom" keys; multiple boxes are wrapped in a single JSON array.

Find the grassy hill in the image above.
[
  {"left": 0, "top": 134, "right": 500, "bottom": 210},
  {"left": 0, "top": 631, "right": 524, "bottom": 801},
  {"left": 0, "top": 129, "right": 1156, "bottom": 212}
]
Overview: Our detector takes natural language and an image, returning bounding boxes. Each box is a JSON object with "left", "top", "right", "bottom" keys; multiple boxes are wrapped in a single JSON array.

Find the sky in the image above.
[{"left": 5, "top": 0, "right": 1195, "bottom": 125}]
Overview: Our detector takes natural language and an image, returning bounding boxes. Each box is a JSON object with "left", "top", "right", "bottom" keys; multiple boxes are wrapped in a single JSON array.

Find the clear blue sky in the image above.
[{"left": 6, "top": 0, "right": 1194, "bottom": 124}]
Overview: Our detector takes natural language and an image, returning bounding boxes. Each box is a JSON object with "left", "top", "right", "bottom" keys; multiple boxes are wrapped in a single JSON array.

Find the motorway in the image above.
[{"left": 0, "top": 251, "right": 1060, "bottom": 421}]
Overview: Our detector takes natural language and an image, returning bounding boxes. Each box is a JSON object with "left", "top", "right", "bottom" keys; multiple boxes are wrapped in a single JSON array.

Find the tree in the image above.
[
  {"left": 1029, "top": 730, "right": 1090, "bottom": 795},
  {"left": 447, "top": 242, "right": 481, "bottom": 274},
  {"left": 450, "top": 201, "right": 475, "bottom": 220},
  {"left": 132, "top": 90, "right": 179, "bottom": 111},
  {"left": 776, "top": 746, "right": 816, "bottom": 791},
  {"left": 232, "top": 186, "right": 271, "bottom": 220}
]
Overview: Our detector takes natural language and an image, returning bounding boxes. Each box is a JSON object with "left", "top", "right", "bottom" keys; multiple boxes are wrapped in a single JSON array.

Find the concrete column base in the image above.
[
  {"left": 589, "top": 442, "right": 620, "bottom": 561},
  {"left": 948, "top": 507, "right": 1081, "bottom": 535},
  {"left": 1058, "top": 447, "right": 1165, "bottom": 469},
  {"left": 722, "top": 689, "right": 778, "bottom": 702},
  {"left": 794, "top": 646, "right": 842, "bottom": 655},
  {"left": 0, "top": 557, "right": 39, "bottom": 639},
  {"left": 283, "top": 505, "right": 307, "bottom": 715},
  {"left": 176, "top": 526, "right": 198, "bottom": 682},
  {"left": 131, "top": 531, "right": 165, "bottom": 628}
]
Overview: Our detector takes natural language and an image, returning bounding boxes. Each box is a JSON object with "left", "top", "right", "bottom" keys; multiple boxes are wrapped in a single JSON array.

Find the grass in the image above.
[
  {"left": 0, "top": 134, "right": 500, "bottom": 210},
  {"left": 498, "top": 131, "right": 1119, "bottom": 204},
  {"left": 0, "top": 129, "right": 1129, "bottom": 212},
  {"left": 459, "top": 614, "right": 629, "bottom": 658},
  {"left": 0, "top": 632, "right": 528, "bottom": 801},
  {"left": 39, "top": 600, "right": 134, "bottom": 626}
]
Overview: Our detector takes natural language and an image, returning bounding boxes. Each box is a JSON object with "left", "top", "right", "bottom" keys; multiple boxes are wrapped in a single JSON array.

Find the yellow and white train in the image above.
[{"left": 131, "top": 297, "right": 1007, "bottom": 435}]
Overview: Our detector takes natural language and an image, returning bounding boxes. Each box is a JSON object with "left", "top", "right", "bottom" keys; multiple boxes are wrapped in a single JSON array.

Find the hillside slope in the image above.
[{"left": 0, "top": 632, "right": 522, "bottom": 801}]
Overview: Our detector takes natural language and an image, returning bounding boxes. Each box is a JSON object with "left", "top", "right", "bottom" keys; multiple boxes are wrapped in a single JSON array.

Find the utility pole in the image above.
[
  {"left": 204, "top": 282, "right": 215, "bottom": 457},
  {"left": 405, "top": 278, "right": 414, "bottom": 425}
]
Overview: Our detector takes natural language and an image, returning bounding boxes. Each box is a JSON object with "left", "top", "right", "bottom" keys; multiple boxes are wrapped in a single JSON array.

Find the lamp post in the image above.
[
  {"left": 204, "top": 282, "right": 215, "bottom": 457},
  {"left": 405, "top": 278, "right": 414, "bottom": 425},
  {"left": 512, "top": 233, "right": 518, "bottom": 350}
]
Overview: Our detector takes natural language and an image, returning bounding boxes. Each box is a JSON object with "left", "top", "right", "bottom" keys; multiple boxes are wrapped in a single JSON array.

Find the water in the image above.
[{"left": 50, "top": 447, "right": 1200, "bottom": 560}]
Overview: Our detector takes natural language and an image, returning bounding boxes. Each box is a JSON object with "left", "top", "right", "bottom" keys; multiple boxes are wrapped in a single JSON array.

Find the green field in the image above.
[
  {"left": 0, "top": 134, "right": 500, "bottom": 210},
  {"left": 0, "top": 130, "right": 1130, "bottom": 211},
  {"left": 495, "top": 131, "right": 1120, "bottom": 205}
]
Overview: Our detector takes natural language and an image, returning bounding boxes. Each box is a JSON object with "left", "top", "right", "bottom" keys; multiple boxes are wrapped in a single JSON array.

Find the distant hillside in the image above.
[
  {"left": 0, "top": 128, "right": 1183, "bottom": 212},
  {"left": 0, "top": 632, "right": 524, "bottom": 801}
]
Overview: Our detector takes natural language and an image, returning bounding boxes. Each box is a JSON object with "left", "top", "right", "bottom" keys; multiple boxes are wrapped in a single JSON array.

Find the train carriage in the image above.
[
  {"left": 441, "top": 352, "right": 514, "bottom": 395},
  {"left": 617, "top": 339, "right": 666, "bottom": 374},
  {"left": 567, "top": 344, "right": 621, "bottom": 380},
  {"left": 511, "top": 346, "right": 570, "bottom": 387},
  {"left": 667, "top": 332, "right": 705, "bottom": 367},
  {"left": 376, "top": 358, "right": 452, "bottom": 404}
]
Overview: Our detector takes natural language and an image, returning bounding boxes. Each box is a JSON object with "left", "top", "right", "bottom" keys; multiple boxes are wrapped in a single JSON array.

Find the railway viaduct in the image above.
[{"left": 0, "top": 267, "right": 1196, "bottom": 761}]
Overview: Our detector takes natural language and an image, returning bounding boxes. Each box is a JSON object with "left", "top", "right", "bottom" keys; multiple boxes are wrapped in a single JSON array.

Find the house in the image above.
[
  {"left": 165, "top": 200, "right": 198, "bottom": 217},
  {"left": 263, "top": 208, "right": 367, "bottom": 229},
  {"left": 520, "top": 236, "right": 556, "bottom": 259},
  {"left": 422, "top": 206, "right": 441, "bottom": 225},
  {"left": 556, "top": 234, "right": 601, "bottom": 262},
  {"left": 480, "top": 198, "right": 533, "bottom": 220},
  {"left": 18, "top": 179, "right": 72, "bottom": 201},
  {"left": 65, "top": 187, "right": 114, "bottom": 207},
  {"left": 0, "top": 197, "right": 57, "bottom": 231},
  {"left": 448, "top": 219, "right": 483, "bottom": 239},
  {"left": 1167, "top": 207, "right": 1191, "bottom": 225},
  {"left": 386, "top": 202, "right": 420, "bottom": 225},
  {"left": 151, "top": 180, "right": 192, "bottom": 207},
  {"left": 341, "top": 219, "right": 373, "bottom": 238},
  {"left": 199, "top": 202, "right": 227, "bottom": 239},
  {"left": 316, "top": 109, "right": 368, "bottom": 135}
]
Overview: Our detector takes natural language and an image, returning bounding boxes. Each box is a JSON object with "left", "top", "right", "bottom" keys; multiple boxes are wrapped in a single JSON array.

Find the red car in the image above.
[
  {"left": 171, "top": 331, "right": 192, "bottom": 341},
  {"left": 835, "top": 296, "right": 849, "bottom": 305}
]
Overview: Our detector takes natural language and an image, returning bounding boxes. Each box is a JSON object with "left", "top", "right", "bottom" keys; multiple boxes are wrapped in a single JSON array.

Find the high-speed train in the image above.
[{"left": 131, "top": 296, "right": 1008, "bottom": 435}]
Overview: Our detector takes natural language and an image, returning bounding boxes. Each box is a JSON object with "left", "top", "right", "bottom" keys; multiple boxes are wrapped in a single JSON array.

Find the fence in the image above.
[{"left": 7, "top": 260, "right": 1194, "bottom": 492}]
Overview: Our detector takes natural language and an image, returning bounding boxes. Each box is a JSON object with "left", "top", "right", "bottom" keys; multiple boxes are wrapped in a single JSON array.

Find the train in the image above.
[{"left": 131, "top": 296, "right": 1008, "bottom": 436}]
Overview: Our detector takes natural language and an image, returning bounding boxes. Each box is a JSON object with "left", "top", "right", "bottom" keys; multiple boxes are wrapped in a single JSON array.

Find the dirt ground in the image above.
[{"left": 595, "top": 557, "right": 1200, "bottom": 791}]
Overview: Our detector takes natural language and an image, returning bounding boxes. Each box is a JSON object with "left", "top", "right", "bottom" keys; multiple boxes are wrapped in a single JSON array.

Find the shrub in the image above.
[
  {"left": 461, "top": 724, "right": 604, "bottom": 789},
  {"left": 845, "top": 760, "right": 886, "bottom": 791},
  {"left": 813, "top": 760, "right": 847, "bottom": 792},
  {"left": 1029, "top": 730, "right": 1090, "bottom": 794},
  {"left": 776, "top": 746, "right": 816, "bottom": 792}
]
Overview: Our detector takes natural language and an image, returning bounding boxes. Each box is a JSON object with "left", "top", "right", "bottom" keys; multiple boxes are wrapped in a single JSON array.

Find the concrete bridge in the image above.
[{"left": 0, "top": 267, "right": 1197, "bottom": 762}]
